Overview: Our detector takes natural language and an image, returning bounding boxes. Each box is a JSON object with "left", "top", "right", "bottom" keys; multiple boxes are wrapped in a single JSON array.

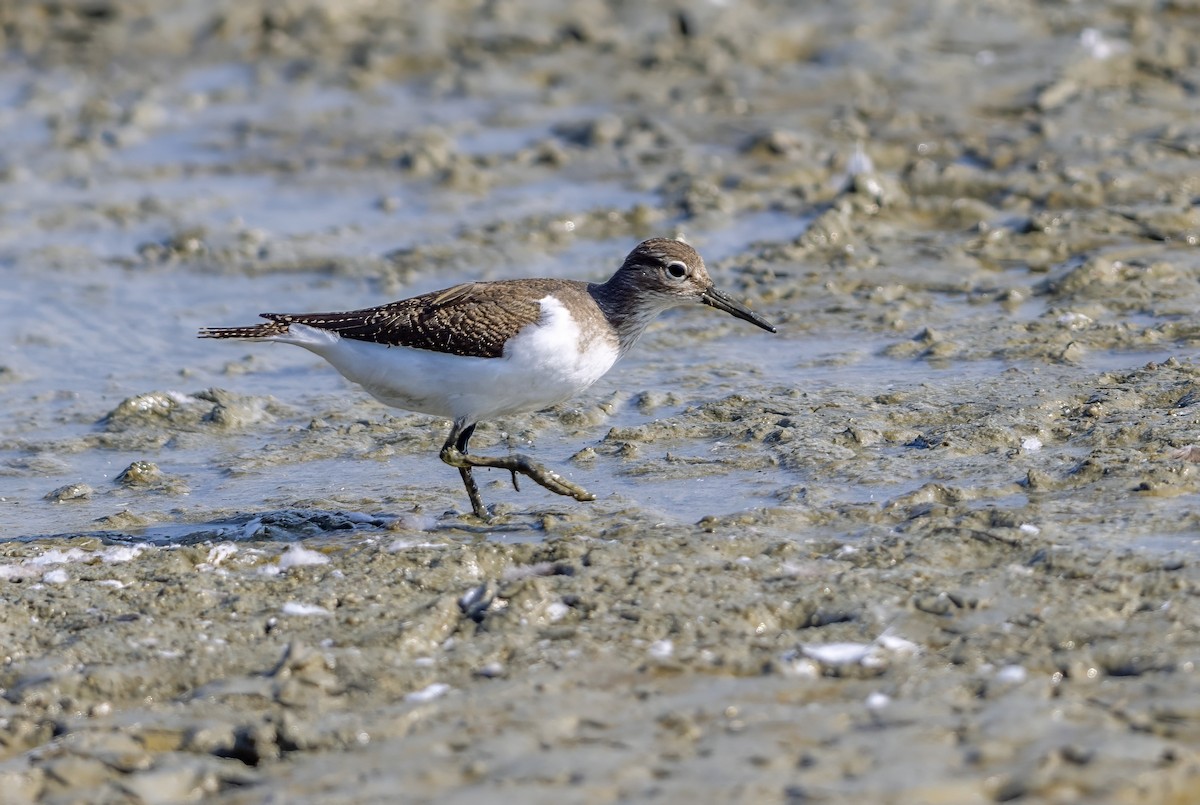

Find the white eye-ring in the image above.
[{"left": 666, "top": 260, "right": 688, "bottom": 279}]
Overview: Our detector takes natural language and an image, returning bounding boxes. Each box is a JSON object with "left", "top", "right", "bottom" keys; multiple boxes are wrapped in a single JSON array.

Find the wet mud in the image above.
[{"left": 3, "top": 1, "right": 1200, "bottom": 801}]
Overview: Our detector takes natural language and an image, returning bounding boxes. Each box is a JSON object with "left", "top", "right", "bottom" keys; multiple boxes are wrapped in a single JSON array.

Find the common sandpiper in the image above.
[{"left": 199, "top": 238, "right": 776, "bottom": 517}]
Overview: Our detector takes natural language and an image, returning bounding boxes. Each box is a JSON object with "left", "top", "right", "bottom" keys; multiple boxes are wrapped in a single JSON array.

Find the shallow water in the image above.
[{"left": 1, "top": 244, "right": 1189, "bottom": 542}]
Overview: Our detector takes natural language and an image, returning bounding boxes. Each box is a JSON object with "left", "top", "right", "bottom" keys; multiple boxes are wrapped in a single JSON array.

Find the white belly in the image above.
[{"left": 271, "top": 296, "right": 620, "bottom": 423}]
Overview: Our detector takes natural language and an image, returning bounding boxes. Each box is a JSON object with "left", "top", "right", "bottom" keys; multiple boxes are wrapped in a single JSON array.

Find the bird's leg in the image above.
[
  {"left": 442, "top": 422, "right": 487, "bottom": 517},
  {"left": 439, "top": 419, "right": 595, "bottom": 517}
]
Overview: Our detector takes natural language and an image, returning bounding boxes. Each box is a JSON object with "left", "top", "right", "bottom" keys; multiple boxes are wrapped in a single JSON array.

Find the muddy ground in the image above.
[{"left": 3, "top": 0, "right": 1200, "bottom": 802}]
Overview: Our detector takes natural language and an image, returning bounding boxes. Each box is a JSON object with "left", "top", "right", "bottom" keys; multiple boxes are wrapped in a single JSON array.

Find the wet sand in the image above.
[{"left": 3, "top": 1, "right": 1200, "bottom": 801}]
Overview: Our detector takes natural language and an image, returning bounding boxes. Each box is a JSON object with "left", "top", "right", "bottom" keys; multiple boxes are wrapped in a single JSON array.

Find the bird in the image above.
[{"left": 199, "top": 238, "right": 776, "bottom": 517}]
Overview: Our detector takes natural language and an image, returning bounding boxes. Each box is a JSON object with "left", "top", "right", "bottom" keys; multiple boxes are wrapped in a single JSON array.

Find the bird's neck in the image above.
[{"left": 589, "top": 274, "right": 667, "bottom": 356}]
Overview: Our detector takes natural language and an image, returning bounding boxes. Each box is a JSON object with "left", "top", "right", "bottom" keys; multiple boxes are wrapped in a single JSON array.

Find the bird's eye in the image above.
[{"left": 666, "top": 261, "right": 688, "bottom": 279}]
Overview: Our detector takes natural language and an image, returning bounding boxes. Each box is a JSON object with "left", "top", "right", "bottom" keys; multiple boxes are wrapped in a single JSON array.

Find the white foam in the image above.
[
  {"left": 1080, "top": 28, "right": 1124, "bottom": 60},
  {"left": 876, "top": 632, "right": 920, "bottom": 655},
  {"left": 101, "top": 546, "right": 145, "bottom": 563},
  {"left": 27, "top": 548, "right": 87, "bottom": 566},
  {"left": 865, "top": 691, "right": 891, "bottom": 710},
  {"left": 0, "top": 544, "right": 146, "bottom": 581},
  {"left": 281, "top": 601, "right": 330, "bottom": 616},
  {"left": 42, "top": 569, "right": 69, "bottom": 584},
  {"left": 405, "top": 682, "right": 451, "bottom": 703},
  {"left": 278, "top": 544, "right": 330, "bottom": 568},
  {"left": 801, "top": 642, "right": 874, "bottom": 665},
  {"left": 0, "top": 564, "right": 32, "bottom": 581},
  {"left": 648, "top": 639, "right": 674, "bottom": 660},
  {"left": 796, "top": 632, "right": 922, "bottom": 670},
  {"left": 387, "top": 537, "right": 444, "bottom": 552},
  {"left": 206, "top": 543, "right": 239, "bottom": 566},
  {"left": 996, "top": 665, "right": 1028, "bottom": 684}
]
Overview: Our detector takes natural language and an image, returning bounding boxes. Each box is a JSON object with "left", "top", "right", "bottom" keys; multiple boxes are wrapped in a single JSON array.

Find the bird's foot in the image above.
[
  {"left": 509, "top": 454, "right": 595, "bottom": 502},
  {"left": 442, "top": 444, "right": 594, "bottom": 510}
]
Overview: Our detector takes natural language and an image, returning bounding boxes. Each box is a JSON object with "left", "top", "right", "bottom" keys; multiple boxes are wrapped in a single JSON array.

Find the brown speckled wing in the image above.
[{"left": 259, "top": 279, "right": 570, "bottom": 359}]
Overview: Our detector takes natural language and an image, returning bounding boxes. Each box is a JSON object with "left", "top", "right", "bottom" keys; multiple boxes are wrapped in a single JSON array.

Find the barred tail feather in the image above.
[{"left": 197, "top": 319, "right": 292, "bottom": 340}]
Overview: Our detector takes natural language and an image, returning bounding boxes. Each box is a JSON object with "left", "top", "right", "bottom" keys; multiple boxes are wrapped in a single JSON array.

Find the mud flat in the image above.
[{"left": 2, "top": 1, "right": 1200, "bottom": 801}]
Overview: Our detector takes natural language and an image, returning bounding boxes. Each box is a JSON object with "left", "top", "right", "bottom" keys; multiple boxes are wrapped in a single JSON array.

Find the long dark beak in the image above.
[{"left": 701, "top": 287, "right": 776, "bottom": 333}]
